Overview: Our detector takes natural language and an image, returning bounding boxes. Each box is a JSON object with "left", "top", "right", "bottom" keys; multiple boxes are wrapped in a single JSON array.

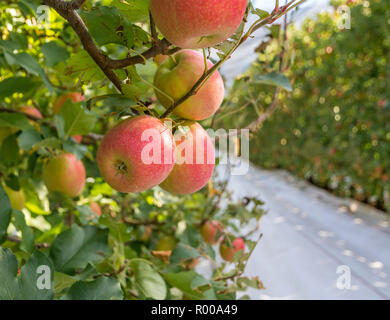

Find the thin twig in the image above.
[
  {"left": 122, "top": 218, "right": 164, "bottom": 226},
  {"left": 7, "top": 235, "right": 51, "bottom": 249}
]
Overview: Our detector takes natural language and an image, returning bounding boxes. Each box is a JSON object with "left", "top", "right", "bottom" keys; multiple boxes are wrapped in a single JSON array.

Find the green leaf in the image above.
[
  {"left": 190, "top": 273, "right": 210, "bottom": 290},
  {"left": 0, "top": 248, "right": 21, "bottom": 300},
  {"left": 0, "top": 112, "right": 33, "bottom": 130},
  {"left": 13, "top": 210, "right": 35, "bottom": 254},
  {"left": 50, "top": 225, "right": 110, "bottom": 274},
  {"left": 170, "top": 243, "right": 200, "bottom": 264},
  {"left": 253, "top": 8, "right": 270, "bottom": 19},
  {"left": 122, "top": 83, "right": 141, "bottom": 100},
  {"left": 256, "top": 72, "right": 293, "bottom": 92},
  {"left": 5, "top": 174, "right": 20, "bottom": 191},
  {"left": 18, "top": 129, "right": 42, "bottom": 150},
  {"left": 41, "top": 41, "right": 70, "bottom": 67},
  {"left": 82, "top": 6, "right": 123, "bottom": 46},
  {"left": 111, "top": 0, "right": 150, "bottom": 22},
  {"left": 0, "top": 185, "right": 12, "bottom": 243},
  {"left": 0, "top": 77, "right": 39, "bottom": 99},
  {"left": 99, "top": 216, "right": 132, "bottom": 242},
  {"left": 0, "top": 134, "right": 20, "bottom": 166},
  {"left": 4, "top": 51, "right": 53, "bottom": 92},
  {"left": 58, "top": 51, "right": 105, "bottom": 83},
  {"left": 62, "top": 277, "right": 123, "bottom": 300},
  {"left": 164, "top": 271, "right": 205, "bottom": 300},
  {"left": 76, "top": 205, "right": 97, "bottom": 226},
  {"left": 54, "top": 272, "right": 77, "bottom": 298},
  {"left": 60, "top": 101, "right": 96, "bottom": 137},
  {"left": 131, "top": 260, "right": 167, "bottom": 300},
  {"left": 19, "top": 250, "right": 55, "bottom": 300},
  {"left": 0, "top": 32, "right": 27, "bottom": 51},
  {"left": 63, "top": 140, "right": 88, "bottom": 161},
  {"left": 53, "top": 114, "right": 66, "bottom": 138},
  {"left": 34, "top": 137, "right": 62, "bottom": 153}
]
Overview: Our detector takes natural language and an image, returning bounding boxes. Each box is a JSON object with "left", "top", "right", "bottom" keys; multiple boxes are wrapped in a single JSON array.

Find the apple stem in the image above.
[{"left": 115, "top": 160, "right": 128, "bottom": 174}]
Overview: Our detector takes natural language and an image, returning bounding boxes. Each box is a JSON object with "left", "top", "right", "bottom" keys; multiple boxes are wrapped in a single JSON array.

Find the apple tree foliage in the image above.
[
  {"left": 0, "top": 0, "right": 298, "bottom": 300},
  {"left": 221, "top": 0, "right": 390, "bottom": 214}
]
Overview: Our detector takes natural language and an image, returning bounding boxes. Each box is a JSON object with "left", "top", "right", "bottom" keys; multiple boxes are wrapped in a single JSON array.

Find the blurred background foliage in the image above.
[{"left": 221, "top": 0, "right": 390, "bottom": 213}]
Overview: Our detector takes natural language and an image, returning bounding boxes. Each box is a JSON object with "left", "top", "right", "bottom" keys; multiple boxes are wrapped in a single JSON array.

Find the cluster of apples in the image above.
[
  {"left": 97, "top": 0, "right": 247, "bottom": 195},
  {"left": 2, "top": 0, "right": 248, "bottom": 212},
  {"left": 200, "top": 220, "right": 245, "bottom": 262}
]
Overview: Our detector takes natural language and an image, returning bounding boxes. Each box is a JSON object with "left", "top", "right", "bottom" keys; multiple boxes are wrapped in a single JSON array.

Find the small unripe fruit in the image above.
[
  {"left": 219, "top": 237, "right": 245, "bottom": 262},
  {"left": 43, "top": 153, "right": 86, "bottom": 197},
  {"left": 156, "top": 235, "right": 177, "bottom": 251},
  {"left": 200, "top": 220, "right": 223, "bottom": 245},
  {"left": 97, "top": 115, "right": 175, "bottom": 193},
  {"left": 4, "top": 185, "right": 25, "bottom": 210}
]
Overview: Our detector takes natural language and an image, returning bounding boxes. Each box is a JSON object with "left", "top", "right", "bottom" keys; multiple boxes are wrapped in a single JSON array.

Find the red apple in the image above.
[
  {"left": 160, "top": 122, "right": 215, "bottom": 195},
  {"left": 149, "top": 0, "right": 247, "bottom": 49},
  {"left": 43, "top": 153, "right": 86, "bottom": 197},
  {"left": 219, "top": 237, "right": 245, "bottom": 262},
  {"left": 20, "top": 106, "right": 42, "bottom": 119},
  {"left": 156, "top": 235, "right": 177, "bottom": 251},
  {"left": 53, "top": 92, "right": 85, "bottom": 114},
  {"left": 90, "top": 201, "right": 102, "bottom": 216},
  {"left": 200, "top": 220, "right": 223, "bottom": 245},
  {"left": 154, "top": 50, "right": 224, "bottom": 121},
  {"left": 4, "top": 185, "right": 25, "bottom": 210},
  {"left": 97, "top": 115, "right": 175, "bottom": 193}
]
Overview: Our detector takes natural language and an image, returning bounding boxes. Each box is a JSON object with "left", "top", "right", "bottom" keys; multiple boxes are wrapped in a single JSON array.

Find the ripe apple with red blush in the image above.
[
  {"left": 159, "top": 122, "right": 215, "bottom": 195},
  {"left": 97, "top": 115, "right": 175, "bottom": 193},
  {"left": 154, "top": 50, "right": 224, "bottom": 121},
  {"left": 149, "top": 0, "right": 247, "bottom": 49},
  {"left": 43, "top": 153, "right": 86, "bottom": 198}
]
